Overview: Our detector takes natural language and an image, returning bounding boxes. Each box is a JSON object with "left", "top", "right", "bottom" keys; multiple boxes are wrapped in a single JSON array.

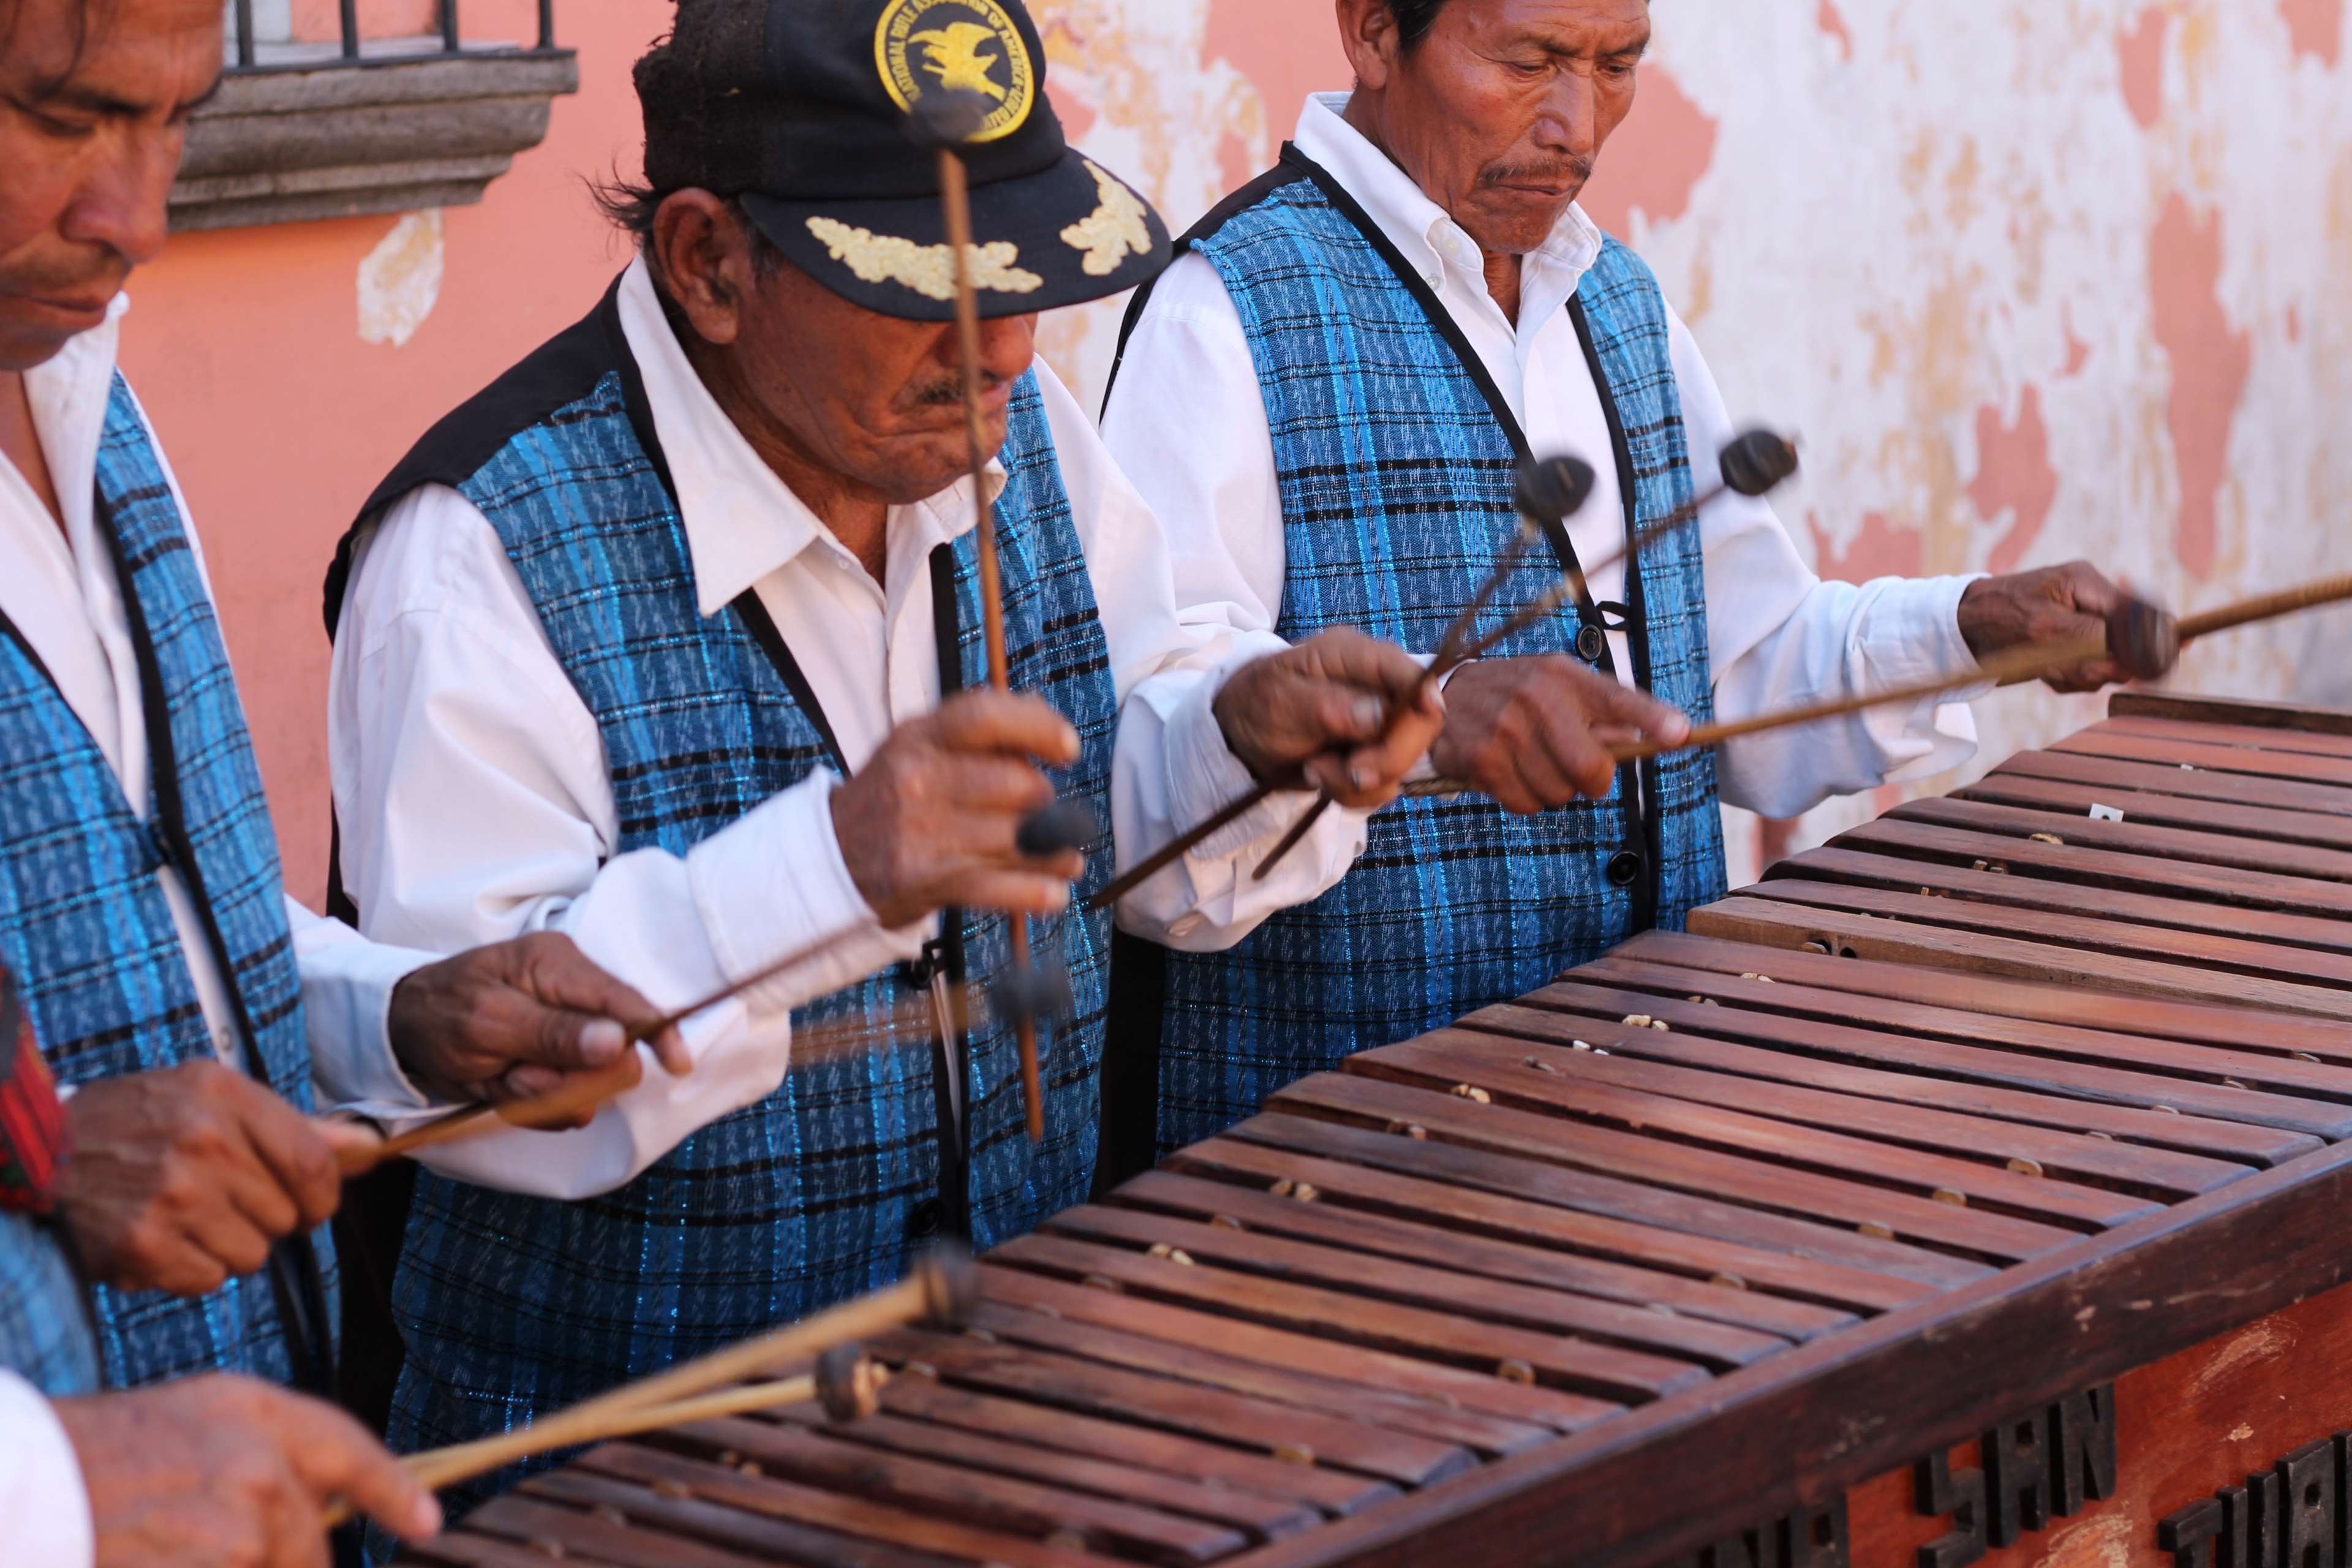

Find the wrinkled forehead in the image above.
[
  {"left": 1472, "top": 0, "right": 1652, "bottom": 55},
  {"left": 2, "top": 0, "right": 222, "bottom": 110}
]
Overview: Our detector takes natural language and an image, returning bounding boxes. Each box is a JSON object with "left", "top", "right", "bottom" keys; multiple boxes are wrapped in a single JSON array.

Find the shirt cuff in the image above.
[
  {"left": 0, "top": 1376, "right": 92, "bottom": 1568},
  {"left": 300, "top": 935, "right": 444, "bottom": 1120},
  {"left": 1856, "top": 573, "right": 1994, "bottom": 699},
  {"left": 1161, "top": 654, "right": 1312, "bottom": 861},
  {"left": 686, "top": 771, "right": 930, "bottom": 1016}
]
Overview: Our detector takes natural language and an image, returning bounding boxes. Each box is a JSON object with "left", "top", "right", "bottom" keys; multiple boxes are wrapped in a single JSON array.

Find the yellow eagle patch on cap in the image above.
[{"left": 875, "top": 0, "right": 1036, "bottom": 143}]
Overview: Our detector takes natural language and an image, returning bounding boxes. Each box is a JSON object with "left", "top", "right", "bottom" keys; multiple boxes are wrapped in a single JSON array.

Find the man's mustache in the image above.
[
  {"left": 908, "top": 371, "right": 1013, "bottom": 409},
  {"left": 1478, "top": 156, "right": 1595, "bottom": 189}
]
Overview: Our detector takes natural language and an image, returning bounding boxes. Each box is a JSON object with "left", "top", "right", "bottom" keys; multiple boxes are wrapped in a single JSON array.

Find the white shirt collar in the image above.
[
  {"left": 15, "top": 292, "right": 132, "bottom": 535},
  {"left": 614, "top": 257, "right": 1006, "bottom": 619},
  {"left": 1292, "top": 91, "right": 1605, "bottom": 315}
]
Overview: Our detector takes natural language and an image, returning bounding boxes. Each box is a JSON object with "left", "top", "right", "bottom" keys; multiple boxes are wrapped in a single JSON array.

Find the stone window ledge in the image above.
[{"left": 170, "top": 47, "right": 579, "bottom": 232}]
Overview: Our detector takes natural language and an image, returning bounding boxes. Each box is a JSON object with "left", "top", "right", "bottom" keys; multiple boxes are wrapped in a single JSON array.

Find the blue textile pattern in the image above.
[
  {"left": 383, "top": 366, "right": 1118, "bottom": 1513},
  {"left": 0, "top": 1210, "right": 98, "bottom": 1396},
  {"left": 1149, "top": 178, "right": 1729, "bottom": 1153},
  {"left": 0, "top": 377, "right": 323, "bottom": 1387}
]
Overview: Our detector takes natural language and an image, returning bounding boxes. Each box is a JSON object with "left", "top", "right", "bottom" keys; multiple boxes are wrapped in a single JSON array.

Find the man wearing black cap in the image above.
[{"left": 325, "top": 0, "right": 1446, "bottom": 1509}]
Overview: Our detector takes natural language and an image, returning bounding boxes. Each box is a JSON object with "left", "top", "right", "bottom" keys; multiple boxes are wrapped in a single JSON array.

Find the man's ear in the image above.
[
  {"left": 649, "top": 189, "right": 751, "bottom": 347},
  {"left": 1334, "top": 0, "right": 1402, "bottom": 92}
]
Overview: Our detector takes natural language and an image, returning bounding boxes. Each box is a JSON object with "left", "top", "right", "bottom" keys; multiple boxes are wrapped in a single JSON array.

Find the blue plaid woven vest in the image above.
[
  {"left": 1115, "top": 153, "right": 1728, "bottom": 1156},
  {"left": 0, "top": 377, "right": 327, "bottom": 1389},
  {"left": 353, "top": 290, "right": 1116, "bottom": 1502},
  {"left": 0, "top": 1209, "right": 97, "bottom": 1396}
]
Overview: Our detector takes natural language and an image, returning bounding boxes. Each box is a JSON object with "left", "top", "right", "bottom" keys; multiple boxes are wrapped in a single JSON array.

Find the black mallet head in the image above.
[
  {"left": 1718, "top": 430, "right": 1800, "bottom": 498},
  {"left": 916, "top": 1243, "right": 981, "bottom": 1327},
  {"left": 814, "top": 1343, "right": 883, "bottom": 1423},
  {"left": 2108, "top": 596, "right": 2182, "bottom": 682},
  {"left": 992, "top": 961, "right": 1074, "bottom": 1028},
  {"left": 905, "top": 88, "right": 993, "bottom": 151},
  {"left": 1513, "top": 455, "right": 1597, "bottom": 528},
  {"left": 1016, "top": 802, "right": 1102, "bottom": 861}
]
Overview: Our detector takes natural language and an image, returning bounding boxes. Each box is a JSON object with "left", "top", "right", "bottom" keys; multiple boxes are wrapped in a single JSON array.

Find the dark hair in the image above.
[
  {"left": 1385, "top": 0, "right": 1449, "bottom": 48},
  {"left": 590, "top": 176, "right": 783, "bottom": 278},
  {"left": 1, "top": 0, "right": 102, "bottom": 96}
]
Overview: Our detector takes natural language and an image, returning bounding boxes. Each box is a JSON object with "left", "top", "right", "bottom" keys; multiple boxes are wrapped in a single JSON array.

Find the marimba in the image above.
[{"left": 410, "top": 692, "right": 2352, "bottom": 1568}]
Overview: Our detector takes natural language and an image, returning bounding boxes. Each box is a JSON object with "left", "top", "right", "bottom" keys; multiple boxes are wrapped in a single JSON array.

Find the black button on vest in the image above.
[
  {"left": 1576, "top": 624, "right": 1607, "bottom": 663},
  {"left": 906, "top": 1197, "right": 943, "bottom": 1241},
  {"left": 1607, "top": 850, "right": 1645, "bottom": 888}
]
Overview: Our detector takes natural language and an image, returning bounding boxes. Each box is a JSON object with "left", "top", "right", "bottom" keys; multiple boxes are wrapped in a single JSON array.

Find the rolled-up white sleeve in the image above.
[
  {"left": 326, "top": 486, "right": 922, "bottom": 1199},
  {"left": 289, "top": 899, "right": 438, "bottom": 1114},
  {"left": 1670, "top": 312, "right": 1989, "bottom": 821},
  {"left": 0, "top": 1374, "right": 92, "bottom": 1568},
  {"left": 1039, "top": 361, "right": 1367, "bottom": 951}
]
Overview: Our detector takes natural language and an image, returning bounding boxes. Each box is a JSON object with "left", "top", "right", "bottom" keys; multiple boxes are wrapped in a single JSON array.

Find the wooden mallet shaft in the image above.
[
  {"left": 323, "top": 1251, "right": 972, "bottom": 1526},
  {"left": 933, "top": 127, "right": 1046, "bottom": 1144},
  {"left": 328, "top": 1346, "right": 892, "bottom": 1526},
  {"left": 1404, "top": 569, "right": 2352, "bottom": 795}
]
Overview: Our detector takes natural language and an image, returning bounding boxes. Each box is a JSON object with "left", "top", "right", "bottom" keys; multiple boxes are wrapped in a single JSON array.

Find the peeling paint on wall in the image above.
[
  {"left": 1023, "top": 0, "right": 2352, "bottom": 884},
  {"left": 356, "top": 209, "right": 445, "bottom": 349}
]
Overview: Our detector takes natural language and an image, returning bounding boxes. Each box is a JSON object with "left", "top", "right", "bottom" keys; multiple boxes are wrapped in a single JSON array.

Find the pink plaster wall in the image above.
[{"left": 121, "top": 1, "right": 671, "bottom": 903}]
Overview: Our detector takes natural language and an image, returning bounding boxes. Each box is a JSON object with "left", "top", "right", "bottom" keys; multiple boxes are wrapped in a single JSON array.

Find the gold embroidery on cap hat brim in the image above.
[
  {"left": 1061, "top": 160, "right": 1152, "bottom": 277},
  {"left": 805, "top": 217, "right": 1044, "bottom": 301}
]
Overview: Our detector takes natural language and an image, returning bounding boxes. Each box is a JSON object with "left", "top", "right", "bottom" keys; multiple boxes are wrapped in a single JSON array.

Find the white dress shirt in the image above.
[
  {"left": 0, "top": 1371, "right": 89, "bottom": 1568},
  {"left": 325, "top": 258, "right": 1366, "bottom": 1199},
  {"left": 1105, "top": 93, "right": 1989, "bottom": 823},
  {"left": 0, "top": 299, "right": 429, "bottom": 1106}
]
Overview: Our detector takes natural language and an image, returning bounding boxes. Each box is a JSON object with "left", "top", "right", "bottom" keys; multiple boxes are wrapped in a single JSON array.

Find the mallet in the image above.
[
  {"left": 909, "top": 86, "right": 1061, "bottom": 1142},
  {"left": 322, "top": 1249, "right": 974, "bottom": 1527},
  {"left": 1246, "top": 454, "right": 1599, "bottom": 881}
]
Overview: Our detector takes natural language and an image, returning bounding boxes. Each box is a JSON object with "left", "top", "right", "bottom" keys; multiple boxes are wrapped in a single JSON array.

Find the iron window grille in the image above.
[
  {"left": 178, "top": 1, "right": 578, "bottom": 229},
  {"left": 224, "top": 0, "right": 559, "bottom": 72}
]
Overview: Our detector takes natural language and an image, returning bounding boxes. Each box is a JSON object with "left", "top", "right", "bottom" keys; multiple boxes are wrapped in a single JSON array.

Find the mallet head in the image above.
[
  {"left": 916, "top": 1243, "right": 981, "bottom": 1327},
  {"left": 1718, "top": 430, "right": 1800, "bottom": 498},
  {"left": 1513, "top": 455, "right": 1597, "bottom": 529},
  {"left": 905, "top": 88, "right": 993, "bottom": 151},
  {"left": 992, "top": 961, "right": 1074, "bottom": 1028},
  {"left": 1016, "top": 802, "right": 1102, "bottom": 860},
  {"left": 2108, "top": 595, "right": 2182, "bottom": 682},
  {"left": 814, "top": 1343, "right": 884, "bottom": 1423}
]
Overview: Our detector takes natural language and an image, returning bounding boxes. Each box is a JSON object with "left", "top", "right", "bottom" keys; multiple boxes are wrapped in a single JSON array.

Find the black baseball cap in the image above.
[{"left": 635, "top": 0, "right": 1170, "bottom": 321}]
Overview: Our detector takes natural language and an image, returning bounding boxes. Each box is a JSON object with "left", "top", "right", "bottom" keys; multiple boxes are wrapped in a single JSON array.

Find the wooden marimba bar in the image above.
[{"left": 410, "top": 692, "right": 2352, "bottom": 1568}]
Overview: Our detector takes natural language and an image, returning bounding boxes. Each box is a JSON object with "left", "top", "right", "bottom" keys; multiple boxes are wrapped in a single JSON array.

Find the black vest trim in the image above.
[
  {"left": 1568, "top": 296, "right": 1665, "bottom": 933},
  {"left": 922, "top": 543, "right": 973, "bottom": 1238},
  {"left": 94, "top": 486, "right": 336, "bottom": 1402},
  {"left": 1102, "top": 158, "right": 1314, "bottom": 415},
  {"left": 325, "top": 274, "right": 655, "bottom": 639},
  {"left": 731, "top": 592, "right": 850, "bottom": 778}
]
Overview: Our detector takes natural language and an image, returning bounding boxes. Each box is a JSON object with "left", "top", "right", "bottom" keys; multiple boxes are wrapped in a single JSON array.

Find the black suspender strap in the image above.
[
  {"left": 1278, "top": 143, "right": 1659, "bottom": 926},
  {"left": 1567, "top": 297, "right": 1667, "bottom": 933},
  {"left": 92, "top": 493, "right": 338, "bottom": 1402},
  {"left": 1272, "top": 146, "right": 1613, "bottom": 633},
  {"left": 1103, "top": 158, "right": 1314, "bottom": 416},
  {"left": 732, "top": 588, "right": 851, "bottom": 777},
  {"left": 731, "top": 545, "right": 977, "bottom": 1238},
  {"left": 919, "top": 544, "right": 972, "bottom": 1238}
]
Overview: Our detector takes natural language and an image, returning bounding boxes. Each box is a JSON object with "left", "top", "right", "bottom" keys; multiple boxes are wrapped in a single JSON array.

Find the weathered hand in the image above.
[
  {"left": 832, "top": 690, "right": 1087, "bottom": 930},
  {"left": 388, "top": 932, "right": 688, "bottom": 1112},
  {"left": 55, "top": 1374, "right": 441, "bottom": 1567},
  {"left": 1432, "top": 656, "right": 1692, "bottom": 815},
  {"left": 58, "top": 1061, "right": 341, "bottom": 1297},
  {"left": 1958, "top": 562, "right": 2176, "bottom": 692},
  {"left": 1212, "top": 628, "right": 1447, "bottom": 809}
]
